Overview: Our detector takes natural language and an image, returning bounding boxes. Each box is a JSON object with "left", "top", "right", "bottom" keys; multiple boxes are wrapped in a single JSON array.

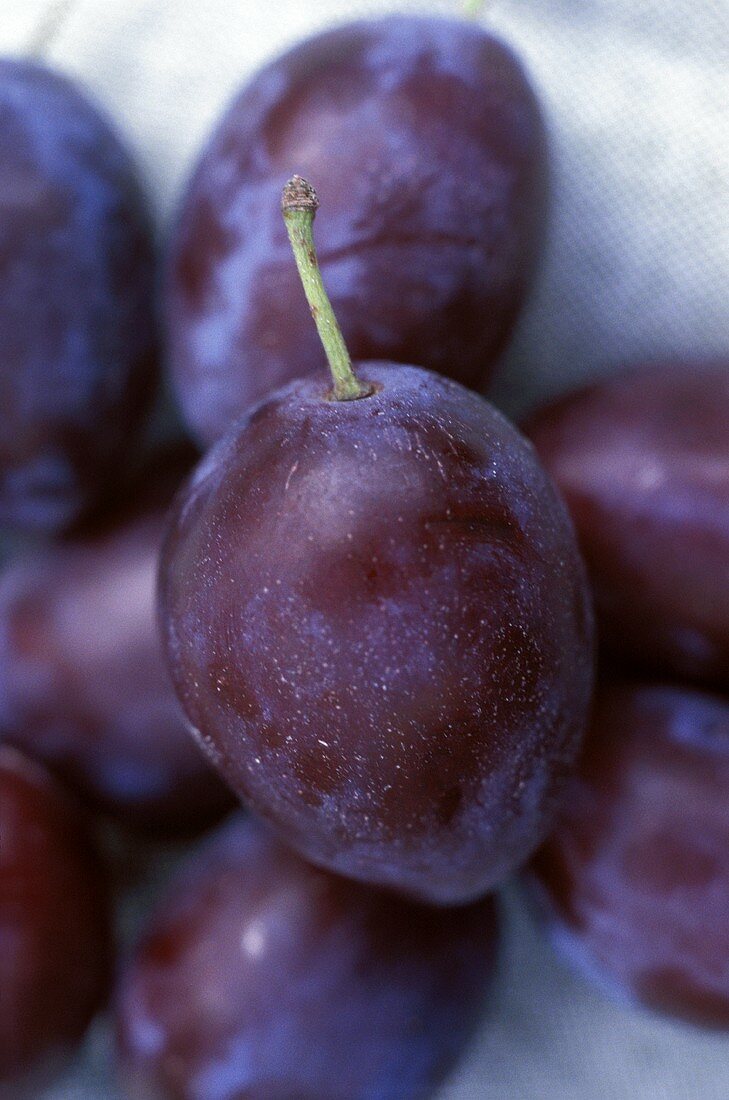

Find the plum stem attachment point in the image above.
[{"left": 282, "top": 175, "right": 372, "bottom": 402}]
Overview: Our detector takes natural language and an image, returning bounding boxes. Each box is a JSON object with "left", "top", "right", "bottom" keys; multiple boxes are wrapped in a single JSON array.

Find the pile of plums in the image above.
[
  {"left": 0, "top": 8, "right": 725, "bottom": 1099},
  {"left": 525, "top": 362, "right": 729, "bottom": 1028}
]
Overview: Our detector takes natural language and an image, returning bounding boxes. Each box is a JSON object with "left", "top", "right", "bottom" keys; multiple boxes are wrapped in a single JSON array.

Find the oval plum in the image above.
[
  {"left": 525, "top": 361, "right": 729, "bottom": 689},
  {"left": 0, "top": 453, "right": 233, "bottom": 836},
  {"left": 530, "top": 680, "right": 729, "bottom": 1027},
  {"left": 0, "top": 747, "right": 111, "bottom": 1090},
  {"left": 159, "top": 363, "right": 593, "bottom": 903},
  {"left": 166, "top": 16, "right": 547, "bottom": 444},
  {"left": 0, "top": 59, "right": 157, "bottom": 532},
  {"left": 116, "top": 814, "right": 498, "bottom": 1100}
]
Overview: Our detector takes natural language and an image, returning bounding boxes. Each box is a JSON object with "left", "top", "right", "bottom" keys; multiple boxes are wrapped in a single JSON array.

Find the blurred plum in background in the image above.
[
  {"left": 116, "top": 814, "right": 499, "bottom": 1100},
  {"left": 0, "top": 746, "right": 111, "bottom": 1093},
  {"left": 0, "top": 451, "right": 234, "bottom": 836},
  {"left": 166, "top": 15, "right": 547, "bottom": 444},
  {"left": 0, "top": 59, "right": 157, "bottom": 534},
  {"left": 529, "top": 680, "right": 729, "bottom": 1027},
  {"left": 526, "top": 362, "right": 729, "bottom": 689}
]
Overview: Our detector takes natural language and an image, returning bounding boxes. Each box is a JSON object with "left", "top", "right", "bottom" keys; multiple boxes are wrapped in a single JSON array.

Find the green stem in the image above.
[
  {"left": 463, "top": 0, "right": 487, "bottom": 19},
  {"left": 281, "top": 175, "right": 372, "bottom": 402}
]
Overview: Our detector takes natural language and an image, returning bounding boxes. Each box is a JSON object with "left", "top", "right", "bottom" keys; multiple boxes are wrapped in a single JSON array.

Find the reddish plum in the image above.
[
  {"left": 0, "top": 747, "right": 111, "bottom": 1091},
  {"left": 0, "top": 59, "right": 156, "bottom": 533},
  {"left": 166, "top": 15, "right": 547, "bottom": 444},
  {"left": 525, "top": 361, "right": 729, "bottom": 688},
  {"left": 116, "top": 814, "right": 498, "bottom": 1100},
  {"left": 0, "top": 454, "right": 233, "bottom": 836},
  {"left": 530, "top": 680, "right": 729, "bottom": 1027},
  {"left": 158, "top": 179, "right": 592, "bottom": 904}
]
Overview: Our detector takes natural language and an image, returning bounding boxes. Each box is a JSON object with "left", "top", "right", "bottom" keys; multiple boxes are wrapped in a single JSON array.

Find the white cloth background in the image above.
[{"left": 2, "top": 2, "right": 728, "bottom": 1097}]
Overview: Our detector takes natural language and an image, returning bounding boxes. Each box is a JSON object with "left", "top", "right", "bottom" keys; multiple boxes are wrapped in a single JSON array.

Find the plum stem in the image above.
[
  {"left": 463, "top": 0, "right": 488, "bottom": 18},
  {"left": 29, "top": 0, "right": 76, "bottom": 58},
  {"left": 281, "top": 176, "right": 372, "bottom": 402}
]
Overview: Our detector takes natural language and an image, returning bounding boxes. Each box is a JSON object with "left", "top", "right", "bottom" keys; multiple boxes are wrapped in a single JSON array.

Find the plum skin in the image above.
[
  {"left": 529, "top": 680, "right": 729, "bottom": 1027},
  {"left": 116, "top": 814, "right": 498, "bottom": 1100},
  {"left": 525, "top": 361, "right": 729, "bottom": 689},
  {"left": 0, "top": 457, "right": 233, "bottom": 837},
  {"left": 159, "top": 363, "right": 594, "bottom": 904},
  {"left": 0, "top": 747, "right": 111, "bottom": 1090},
  {"left": 166, "top": 15, "right": 547, "bottom": 444},
  {"left": 0, "top": 59, "right": 156, "bottom": 533}
]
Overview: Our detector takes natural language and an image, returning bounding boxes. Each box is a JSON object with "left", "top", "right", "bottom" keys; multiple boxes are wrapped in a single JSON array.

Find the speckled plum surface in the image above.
[
  {"left": 159, "top": 364, "right": 594, "bottom": 904},
  {"left": 166, "top": 15, "right": 547, "bottom": 444}
]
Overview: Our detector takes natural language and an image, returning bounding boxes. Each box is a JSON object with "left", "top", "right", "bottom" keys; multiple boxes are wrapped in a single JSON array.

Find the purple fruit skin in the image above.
[
  {"left": 0, "top": 747, "right": 111, "bottom": 1091},
  {"left": 525, "top": 361, "right": 729, "bottom": 689},
  {"left": 530, "top": 681, "right": 729, "bottom": 1028},
  {"left": 0, "top": 458, "right": 233, "bottom": 837},
  {"left": 0, "top": 59, "right": 157, "bottom": 532},
  {"left": 116, "top": 814, "right": 498, "bottom": 1100},
  {"left": 166, "top": 15, "right": 548, "bottom": 445},
  {"left": 159, "top": 364, "right": 594, "bottom": 904}
]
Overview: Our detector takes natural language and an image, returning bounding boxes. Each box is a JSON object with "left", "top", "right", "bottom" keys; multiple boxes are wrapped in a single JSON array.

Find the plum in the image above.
[
  {"left": 0, "top": 59, "right": 157, "bottom": 533},
  {"left": 0, "top": 452, "right": 233, "bottom": 836},
  {"left": 0, "top": 746, "right": 111, "bottom": 1091},
  {"left": 116, "top": 814, "right": 498, "bottom": 1100},
  {"left": 529, "top": 679, "right": 729, "bottom": 1027},
  {"left": 525, "top": 361, "right": 729, "bottom": 688},
  {"left": 157, "top": 178, "right": 593, "bottom": 903},
  {"left": 166, "top": 15, "right": 547, "bottom": 444}
]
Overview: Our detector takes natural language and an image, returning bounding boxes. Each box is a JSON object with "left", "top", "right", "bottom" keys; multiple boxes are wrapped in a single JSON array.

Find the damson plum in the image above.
[
  {"left": 0, "top": 453, "right": 233, "bottom": 836},
  {"left": 0, "top": 747, "right": 111, "bottom": 1092},
  {"left": 116, "top": 815, "right": 498, "bottom": 1100},
  {"left": 0, "top": 59, "right": 156, "bottom": 533},
  {"left": 166, "top": 15, "right": 547, "bottom": 445},
  {"left": 158, "top": 179, "right": 593, "bottom": 904},
  {"left": 525, "top": 362, "right": 729, "bottom": 689},
  {"left": 529, "top": 681, "right": 729, "bottom": 1027}
]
